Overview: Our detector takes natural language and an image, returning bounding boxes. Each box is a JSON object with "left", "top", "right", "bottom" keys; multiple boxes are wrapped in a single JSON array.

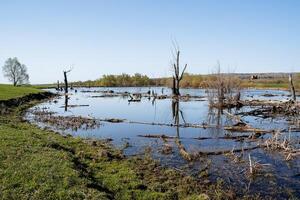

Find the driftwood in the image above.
[
  {"left": 138, "top": 134, "right": 176, "bottom": 139},
  {"left": 223, "top": 110, "right": 272, "bottom": 133},
  {"left": 96, "top": 116, "right": 216, "bottom": 129},
  {"left": 224, "top": 125, "right": 271, "bottom": 133},
  {"left": 128, "top": 94, "right": 141, "bottom": 102},
  {"left": 91, "top": 94, "right": 119, "bottom": 98},
  {"left": 100, "top": 118, "right": 125, "bottom": 123},
  {"left": 194, "top": 145, "right": 261, "bottom": 156},
  {"left": 59, "top": 104, "right": 89, "bottom": 108},
  {"left": 237, "top": 100, "right": 299, "bottom": 117},
  {"left": 128, "top": 121, "right": 214, "bottom": 129},
  {"left": 194, "top": 135, "right": 251, "bottom": 141},
  {"left": 223, "top": 110, "right": 244, "bottom": 123},
  {"left": 175, "top": 138, "right": 193, "bottom": 161},
  {"left": 139, "top": 133, "right": 257, "bottom": 142}
]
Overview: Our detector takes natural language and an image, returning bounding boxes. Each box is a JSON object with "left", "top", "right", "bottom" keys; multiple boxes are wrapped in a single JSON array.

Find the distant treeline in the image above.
[
  {"left": 73, "top": 73, "right": 240, "bottom": 88},
  {"left": 39, "top": 72, "right": 299, "bottom": 90},
  {"left": 74, "top": 73, "right": 151, "bottom": 87},
  {"left": 71, "top": 72, "right": 300, "bottom": 89}
]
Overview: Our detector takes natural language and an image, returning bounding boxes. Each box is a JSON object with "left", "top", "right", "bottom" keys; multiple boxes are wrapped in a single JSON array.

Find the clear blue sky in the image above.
[{"left": 0, "top": 0, "right": 299, "bottom": 84}]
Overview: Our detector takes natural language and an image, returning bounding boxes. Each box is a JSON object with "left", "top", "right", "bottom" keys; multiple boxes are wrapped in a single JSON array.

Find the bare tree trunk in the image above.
[
  {"left": 175, "top": 79, "right": 180, "bottom": 96},
  {"left": 218, "top": 82, "right": 224, "bottom": 107},
  {"left": 172, "top": 77, "right": 176, "bottom": 95},
  {"left": 171, "top": 50, "right": 187, "bottom": 96},
  {"left": 57, "top": 80, "right": 60, "bottom": 90},
  {"left": 289, "top": 74, "right": 296, "bottom": 101},
  {"left": 13, "top": 77, "right": 17, "bottom": 86},
  {"left": 64, "top": 71, "right": 68, "bottom": 94}
]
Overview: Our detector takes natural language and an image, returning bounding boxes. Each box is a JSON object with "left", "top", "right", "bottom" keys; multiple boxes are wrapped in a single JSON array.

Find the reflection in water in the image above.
[
  {"left": 172, "top": 99, "right": 180, "bottom": 139},
  {"left": 64, "top": 95, "right": 69, "bottom": 112},
  {"left": 172, "top": 99, "right": 187, "bottom": 138}
]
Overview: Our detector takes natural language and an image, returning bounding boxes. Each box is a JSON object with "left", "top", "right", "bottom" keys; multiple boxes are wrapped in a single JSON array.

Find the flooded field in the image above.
[{"left": 26, "top": 87, "right": 300, "bottom": 198}]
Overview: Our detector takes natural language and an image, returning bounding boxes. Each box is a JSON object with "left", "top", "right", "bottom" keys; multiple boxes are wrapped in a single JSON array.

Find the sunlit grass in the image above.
[{"left": 0, "top": 84, "right": 42, "bottom": 100}]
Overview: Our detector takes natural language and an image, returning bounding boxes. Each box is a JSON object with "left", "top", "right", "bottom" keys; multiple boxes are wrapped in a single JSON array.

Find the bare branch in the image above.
[{"left": 179, "top": 64, "right": 187, "bottom": 81}]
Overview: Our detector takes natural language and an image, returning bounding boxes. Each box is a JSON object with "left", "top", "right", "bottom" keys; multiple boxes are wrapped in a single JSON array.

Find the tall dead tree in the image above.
[
  {"left": 57, "top": 80, "right": 60, "bottom": 90},
  {"left": 171, "top": 47, "right": 187, "bottom": 96},
  {"left": 289, "top": 74, "right": 296, "bottom": 101},
  {"left": 63, "top": 69, "right": 72, "bottom": 94}
]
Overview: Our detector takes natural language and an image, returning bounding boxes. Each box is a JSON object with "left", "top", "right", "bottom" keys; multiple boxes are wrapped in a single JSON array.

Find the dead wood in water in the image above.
[
  {"left": 223, "top": 110, "right": 274, "bottom": 133},
  {"left": 175, "top": 138, "right": 193, "bottom": 161},
  {"left": 128, "top": 94, "right": 141, "bottom": 102},
  {"left": 138, "top": 134, "right": 176, "bottom": 139},
  {"left": 63, "top": 68, "right": 72, "bottom": 94},
  {"left": 96, "top": 117, "right": 216, "bottom": 129},
  {"left": 91, "top": 95, "right": 119, "bottom": 98},
  {"left": 128, "top": 121, "right": 214, "bottom": 129},
  {"left": 194, "top": 135, "right": 252, "bottom": 141},
  {"left": 289, "top": 74, "right": 296, "bottom": 101},
  {"left": 260, "top": 130, "right": 300, "bottom": 160},
  {"left": 237, "top": 100, "right": 300, "bottom": 117},
  {"left": 100, "top": 118, "right": 125, "bottom": 123},
  {"left": 31, "top": 108, "right": 100, "bottom": 131},
  {"left": 59, "top": 104, "right": 89, "bottom": 108},
  {"left": 224, "top": 125, "right": 272, "bottom": 133},
  {"left": 194, "top": 145, "right": 262, "bottom": 156},
  {"left": 223, "top": 110, "right": 244, "bottom": 123}
]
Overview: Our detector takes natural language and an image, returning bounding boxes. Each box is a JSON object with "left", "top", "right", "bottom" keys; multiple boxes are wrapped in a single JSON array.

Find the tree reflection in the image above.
[
  {"left": 171, "top": 99, "right": 186, "bottom": 137},
  {"left": 64, "top": 95, "right": 69, "bottom": 112}
]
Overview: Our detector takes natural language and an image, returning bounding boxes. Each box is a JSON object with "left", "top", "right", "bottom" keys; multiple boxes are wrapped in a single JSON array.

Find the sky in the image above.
[{"left": 0, "top": 0, "right": 300, "bottom": 84}]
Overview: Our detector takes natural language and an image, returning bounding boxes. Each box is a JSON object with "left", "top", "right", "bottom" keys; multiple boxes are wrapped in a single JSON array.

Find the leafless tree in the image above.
[
  {"left": 2, "top": 57, "right": 29, "bottom": 86},
  {"left": 63, "top": 68, "right": 72, "bottom": 93},
  {"left": 171, "top": 43, "right": 187, "bottom": 96},
  {"left": 289, "top": 74, "right": 296, "bottom": 101},
  {"left": 207, "top": 62, "right": 242, "bottom": 108}
]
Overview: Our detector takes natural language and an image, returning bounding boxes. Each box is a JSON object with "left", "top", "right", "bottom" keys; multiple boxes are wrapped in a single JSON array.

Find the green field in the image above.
[{"left": 0, "top": 84, "right": 42, "bottom": 100}]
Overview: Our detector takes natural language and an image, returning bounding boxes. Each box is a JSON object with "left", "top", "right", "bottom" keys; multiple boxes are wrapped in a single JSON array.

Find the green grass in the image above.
[
  {"left": 241, "top": 78, "right": 300, "bottom": 91},
  {"left": 0, "top": 84, "right": 43, "bottom": 100}
]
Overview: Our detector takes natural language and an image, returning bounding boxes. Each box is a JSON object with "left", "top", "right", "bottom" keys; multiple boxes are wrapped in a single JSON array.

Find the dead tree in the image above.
[
  {"left": 63, "top": 69, "right": 72, "bottom": 94},
  {"left": 171, "top": 47, "right": 187, "bottom": 96},
  {"left": 207, "top": 62, "right": 242, "bottom": 108},
  {"left": 57, "top": 80, "right": 60, "bottom": 91},
  {"left": 289, "top": 74, "right": 296, "bottom": 101}
]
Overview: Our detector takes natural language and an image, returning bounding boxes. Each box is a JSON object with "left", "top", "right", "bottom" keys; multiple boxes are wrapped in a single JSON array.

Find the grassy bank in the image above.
[
  {"left": 0, "top": 84, "right": 42, "bottom": 100},
  {"left": 0, "top": 88, "right": 236, "bottom": 199},
  {"left": 241, "top": 78, "right": 300, "bottom": 91}
]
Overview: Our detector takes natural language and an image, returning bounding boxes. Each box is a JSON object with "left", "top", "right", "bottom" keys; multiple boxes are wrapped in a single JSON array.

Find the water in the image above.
[{"left": 26, "top": 87, "right": 300, "bottom": 198}]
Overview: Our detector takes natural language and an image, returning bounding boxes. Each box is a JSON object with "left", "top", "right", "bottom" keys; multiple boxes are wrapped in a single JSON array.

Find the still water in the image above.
[{"left": 26, "top": 87, "right": 300, "bottom": 198}]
